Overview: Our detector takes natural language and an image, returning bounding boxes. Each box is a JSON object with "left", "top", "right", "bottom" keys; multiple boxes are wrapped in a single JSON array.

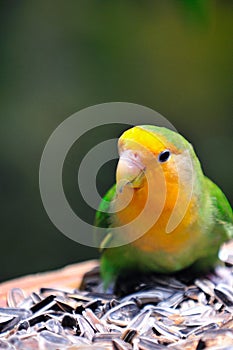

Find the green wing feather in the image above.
[
  {"left": 94, "top": 184, "right": 116, "bottom": 250},
  {"left": 206, "top": 177, "right": 233, "bottom": 240},
  {"left": 190, "top": 177, "right": 232, "bottom": 272}
]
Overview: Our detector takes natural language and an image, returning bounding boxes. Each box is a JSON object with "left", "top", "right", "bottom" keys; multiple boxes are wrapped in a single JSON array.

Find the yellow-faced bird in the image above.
[{"left": 95, "top": 126, "right": 233, "bottom": 287}]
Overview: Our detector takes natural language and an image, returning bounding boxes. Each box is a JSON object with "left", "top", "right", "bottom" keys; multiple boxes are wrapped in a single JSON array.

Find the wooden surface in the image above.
[{"left": 0, "top": 260, "right": 99, "bottom": 307}]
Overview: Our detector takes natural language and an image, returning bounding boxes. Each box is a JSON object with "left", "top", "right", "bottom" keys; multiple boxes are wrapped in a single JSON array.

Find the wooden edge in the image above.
[
  {"left": 0, "top": 260, "right": 99, "bottom": 307},
  {"left": 0, "top": 240, "right": 232, "bottom": 307}
]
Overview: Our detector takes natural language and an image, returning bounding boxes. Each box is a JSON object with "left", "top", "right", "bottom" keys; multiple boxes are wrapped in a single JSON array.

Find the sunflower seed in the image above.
[
  {"left": 7, "top": 288, "right": 26, "bottom": 308},
  {"left": 76, "top": 314, "right": 95, "bottom": 340},
  {"left": 104, "top": 301, "right": 140, "bottom": 327},
  {"left": 214, "top": 283, "right": 233, "bottom": 306}
]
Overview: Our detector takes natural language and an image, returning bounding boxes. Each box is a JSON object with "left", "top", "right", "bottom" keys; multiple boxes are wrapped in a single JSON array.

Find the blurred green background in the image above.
[{"left": 0, "top": 1, "right": 232, "bottom": 282}]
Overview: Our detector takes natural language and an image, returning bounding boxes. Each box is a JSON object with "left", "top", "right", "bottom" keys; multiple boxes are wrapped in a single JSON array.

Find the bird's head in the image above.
[
  {"left": 115, "top": 125, "right": 203, "bottom": 231},
  {"left": 117, "top": 125, "right": 197, "bottom": 192}
]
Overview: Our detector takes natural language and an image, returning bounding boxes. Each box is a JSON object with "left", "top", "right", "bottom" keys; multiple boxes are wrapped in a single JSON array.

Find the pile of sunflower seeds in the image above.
[{"left": 0, "top": 257, "right": 233, "bottom": 349}]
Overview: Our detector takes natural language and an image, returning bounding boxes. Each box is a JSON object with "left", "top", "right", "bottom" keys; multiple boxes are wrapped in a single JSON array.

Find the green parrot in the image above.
[{"left": 94, "top": 125, "right": 233, "bottom": 287}]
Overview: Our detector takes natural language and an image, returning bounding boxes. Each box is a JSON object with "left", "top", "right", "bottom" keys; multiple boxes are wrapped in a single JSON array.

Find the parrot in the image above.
[{"left": 94, "top": 125, "right": 233, "bottom": 288}]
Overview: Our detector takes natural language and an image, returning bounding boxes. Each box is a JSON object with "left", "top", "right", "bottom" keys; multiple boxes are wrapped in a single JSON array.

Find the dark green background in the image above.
[{"left": 1, "top": 1, "right": 232, "bottom": 282}]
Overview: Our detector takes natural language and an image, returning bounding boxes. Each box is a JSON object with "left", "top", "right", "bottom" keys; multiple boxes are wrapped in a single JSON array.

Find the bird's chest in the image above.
[{"left": 112, "top": 185, "right": 200, "bottom": 256}]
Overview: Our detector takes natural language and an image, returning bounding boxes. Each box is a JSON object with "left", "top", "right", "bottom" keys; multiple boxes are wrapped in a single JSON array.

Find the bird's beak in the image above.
[{"left": 116, "top": 151, "right": 145, "bottom": 191}]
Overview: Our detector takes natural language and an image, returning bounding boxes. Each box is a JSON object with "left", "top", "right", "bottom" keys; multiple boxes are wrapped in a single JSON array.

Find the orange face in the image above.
[{"left": 114, "top": 126, "right": 199, "bottom": 254}]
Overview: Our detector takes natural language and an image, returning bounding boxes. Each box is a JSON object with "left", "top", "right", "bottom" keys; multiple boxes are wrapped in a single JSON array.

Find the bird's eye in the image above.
[{"left": 158, "top": 150, "right": 171, "bottom": 163}]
